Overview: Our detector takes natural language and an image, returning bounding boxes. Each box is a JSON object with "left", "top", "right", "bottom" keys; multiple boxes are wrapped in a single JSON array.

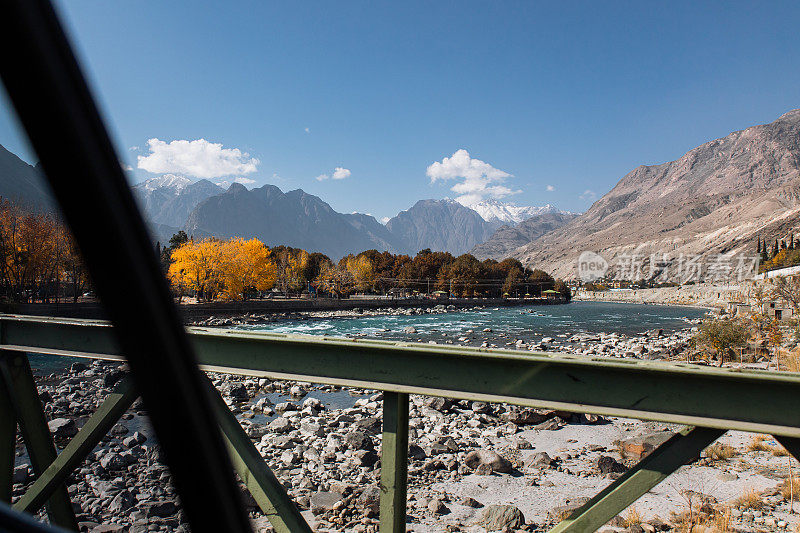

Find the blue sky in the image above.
[{"left": 2, "top": 1, "right": 799, "bottom": 221}]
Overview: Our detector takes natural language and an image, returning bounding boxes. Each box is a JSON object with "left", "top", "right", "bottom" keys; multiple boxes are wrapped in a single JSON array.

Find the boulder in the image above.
[
  {"left": 108, "top": 490, "right": 136, "bottom": 513},
  {"left": 227, "top": 383, "right": 249, "bottom": 401},
  {"left": 461, "top": 497, "right": 483, "bottom": 508},
  {"left": 502, "top": 407, "right": 549, "bottom": 425},
  {"left": 48, "top": 418, "right": 78, "bottom": 438},
  {"left": 428, "top": 498, "right": 449, "bottom": 515},
  {"left": 268, "top": 417, "right": 292, "bottom": 433},
  {"left": 478, "top": 504, "right": 525, "bottom": 531},
  {"left": 12, "top": 464, "right": 29, "bottom": 484},
  {"left": 353, "top": 417, "right": 381, "bottom": 434},
  {"left": 618, "top": 431, "right": 674, "bottom": 460},
  {"left": 146, "top": 500, "right": 178, "bottom": 518},
  {"left": 310, "top": 491, "right": 343, "bottom": 515},
  {"left": 423, "top": 397, "right": 451, "bottom": 412},
  {"left": 358, "top": 485, "right": 381, "bottom": 513},
  {"left": 597, "top": 455, "right": 627, "bottom": 474},
  {"left": 526, "top": 451, "right": 555, "bottom": 468},
  {"left": 464, "top": 449, "right": 513, "bottom": 473},
  {"left": 345, "top": 431, "right": 374, "bottom": 450},
  {"left": 534, "top": 417, "right": 565, "bottom": 431}
]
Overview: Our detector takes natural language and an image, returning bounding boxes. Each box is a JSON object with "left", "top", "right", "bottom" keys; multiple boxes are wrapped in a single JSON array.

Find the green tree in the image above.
[{"left": 697, "top": 318, "right": 749, "bottom": 366}]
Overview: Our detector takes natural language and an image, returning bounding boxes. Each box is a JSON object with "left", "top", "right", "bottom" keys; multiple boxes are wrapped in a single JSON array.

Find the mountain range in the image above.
[
  {"left": 0, "top": 145, "right": 565, "bottom": 258},
  {"left": 4, "top": 108, "right": 795, "bottom": 271},
  {"left": 511, "top": 109, "right": 800, "bottom": 278}
]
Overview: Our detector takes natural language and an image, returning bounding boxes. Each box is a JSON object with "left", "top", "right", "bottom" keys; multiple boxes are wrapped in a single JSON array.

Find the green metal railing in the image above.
[{"left": 2, "top": 313, "right": 800, "bottom": 532}]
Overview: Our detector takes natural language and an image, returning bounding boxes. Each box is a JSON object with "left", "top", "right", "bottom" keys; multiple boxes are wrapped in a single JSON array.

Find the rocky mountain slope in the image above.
[
  {"left": 0, "top": 144, "right": 53, "bottom": 209},
  {"left": 133, "top": 175, "right": 223, "bottom": 228},
  {"left": 385, "top": 199, "right": 503, "bottom": 256},
  {"left": 513, "top": 109, "right": 800, "bottom": 279},
  {"left": 471, "top": 212, "right": 579, "bottom": 260},
  {"left": 185, "top": 184, "right": 408, "bottom": 259}
]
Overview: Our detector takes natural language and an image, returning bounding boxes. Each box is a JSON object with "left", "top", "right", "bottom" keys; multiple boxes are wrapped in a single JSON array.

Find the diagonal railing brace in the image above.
[{"left": 550, "top": 426, "right": 725, "bottom": 533}]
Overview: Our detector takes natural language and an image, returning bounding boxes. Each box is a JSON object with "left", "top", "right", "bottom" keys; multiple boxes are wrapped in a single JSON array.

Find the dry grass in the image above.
[
  {"left": 733, "top": 488, "right": 764, "bottom": 510},
  {"left": 780, "top": 476, "right": 800, "bottom": 501},
  {"left": 779, "top": 348, "right": 800, "bottom": 372},
  {"left": 747, "top": 435, "right": 771, "bottom": 452},
  {"left": 704, "top": 443, "right": 738, "bottom": 461},
  {"left": 623, "top": 506, "right": 643, "bottom": 527},
  {"left": 671, "top": 506, "right": 732, "bottom": 533},
  {"left": 772, "top": 445, "right": 790, "bottom": 457}
]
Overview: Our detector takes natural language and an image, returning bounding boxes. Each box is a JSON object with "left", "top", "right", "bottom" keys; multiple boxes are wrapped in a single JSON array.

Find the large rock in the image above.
[
  {"left": 12, "top": 464, "right": 29, "bottom": 484},
  {"left": 310, "top": 491, "right": 343, "bottom": 515},
  {"left": 478, "top": 504, "right": 525, "bottom": 531},
  {"left": 464, "top": 449, "right": 513, "bottom": 474},
  {"left": 525, "top": 451, "right": 555, "bottom": 468},
  {"left": 345, "top": 431, "right": 374, "bottom": 450},
  {"left": 358, "top": 485, "right": 381, "bottom": 513},
  {"left": 146, "top": 500, "right": 178, "bottom": 518},
  {"left": 108, "top": 490, "right": 136, "bottom": 513},
  {"left": 597, "top": 455, "right": 627, "bottom": 474},
  {"left": 502, "top": 407, "right": 550, "bottom": 425},
  {"left": 618, "top": 431, "right": 674, "bottom": 460},
  {"left": 48, "top": 418, "right": 77, "bottom": 438},
  {"left": 227, "top": 383, "right": 249, "bottom": 401},
  {"left": 268, "top": 417, "right": 292, "bottom": 433}
]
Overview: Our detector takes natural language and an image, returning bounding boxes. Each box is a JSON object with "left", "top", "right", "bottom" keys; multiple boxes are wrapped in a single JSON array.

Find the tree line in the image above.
[
  {"left": 0, "top": 199, "right": 570, "bottom": 303},
  {"left": 0, "top": 199, "right": 89, "bottom": 303},
  {"left": 757, "top": 235, "right": 800, "bottom": 272},
  {"left": 163, "top": 234, "right": 571, "bottom": 301}
]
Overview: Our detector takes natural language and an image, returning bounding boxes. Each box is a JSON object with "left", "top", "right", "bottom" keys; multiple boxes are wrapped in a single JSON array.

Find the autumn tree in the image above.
[
  {"left": 168, "top": 239, "right": 225, "bottom": 301},
  {"left": 697, "top": 318, "right": 750, "bottom": 366},
  {"left": 218, "top": 238, "right": 277, "bottom": 300},
  {"left": 342, "top": 254, "right": 375, "bottom": 292}
]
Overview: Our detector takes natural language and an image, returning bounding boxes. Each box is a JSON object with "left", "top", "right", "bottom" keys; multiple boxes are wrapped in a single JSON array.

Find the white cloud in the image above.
[
  {"left": 304, "top": 127, "right": 310, "bottom": 133},
  {"left": 129, "top": 146, "right": 140, "bottom": 152},
  {"left": 137, "top": 138, "right": 259, "bottom": 179},
  {"left": 316, "top": 167, "right": 351, "bottom": 182},
  {"left": 427, "top": 149, "right": 517, "bottom": 205},
  {"left": 579, "top": 189, "right": 597, "bottom": 201},
  {"left": 546, "top": 184, "right": 555, "bottom": 192},
  {"left": 120, "top": 162, "right": 133, "bottom": 171},
  {"left": 215, "top": 177, "right": 257, "bottom": 189},
  {"left": 332, "top": 167, "right": 351, "bottom": 180}
]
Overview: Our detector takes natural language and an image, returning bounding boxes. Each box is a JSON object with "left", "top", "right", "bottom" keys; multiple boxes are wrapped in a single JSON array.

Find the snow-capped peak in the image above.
[
  {"left": 458, "top": 198, "right": 567, "bottom": 225},
  {"left": 136, "top": 174, "right": 192, "bottom": 193}
]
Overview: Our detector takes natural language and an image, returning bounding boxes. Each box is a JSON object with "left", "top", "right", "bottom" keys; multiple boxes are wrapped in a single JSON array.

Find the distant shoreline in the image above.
[
  {"left": 574, "top": 284, "right": 733, "bottom": 311},
  {"left": 0, "top": 296, "right": 570, "bottom": 321}
]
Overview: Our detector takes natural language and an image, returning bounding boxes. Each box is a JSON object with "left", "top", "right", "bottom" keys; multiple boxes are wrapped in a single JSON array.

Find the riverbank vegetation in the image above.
[
  {"left": 0, "top": 199, "right": 570, "bottom": 303},
  {"left": 0, "top": 199, "right": 89, "bottom": 302},
  {"left": 164, "top": 234, "right": 572, "bottom": 302}
]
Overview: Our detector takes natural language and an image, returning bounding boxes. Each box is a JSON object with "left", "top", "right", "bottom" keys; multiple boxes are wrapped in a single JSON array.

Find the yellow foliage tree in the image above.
[
  {"left": 345, "top": 255, "right": 374, "bottom": 292},
  {"left": 168, "top": 239, "right": 224, "bottom": 301},
  {"left": 218, "top": 238, "right": 277, "bottom": 300}
]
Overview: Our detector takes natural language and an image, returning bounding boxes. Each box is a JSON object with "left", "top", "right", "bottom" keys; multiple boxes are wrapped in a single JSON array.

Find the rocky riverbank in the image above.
[
  {"left": 12, "top": 336, "right": 800, "bottom": 533},
  {"left": 191, "top": 304, "right": 458, "bottom": 328}
]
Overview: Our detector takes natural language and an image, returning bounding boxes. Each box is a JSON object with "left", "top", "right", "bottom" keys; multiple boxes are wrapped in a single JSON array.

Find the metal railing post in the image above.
[
  {"left": 14, "top": 378, "right": 138, "bottom": 515},
  {"left": 0, "top": 352, "right": 78, "bottom": 530},
  {"left": 380, "top": 391, "right": 409, "bottom": 533},
  {"left": 0, "top": 373, "right": 16, "bottom": 504}
]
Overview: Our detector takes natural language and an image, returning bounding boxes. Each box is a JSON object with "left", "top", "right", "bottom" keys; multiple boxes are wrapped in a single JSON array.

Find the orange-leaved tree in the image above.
[{"left": 218, "top": 238, "right": 277, "bottom": 300}]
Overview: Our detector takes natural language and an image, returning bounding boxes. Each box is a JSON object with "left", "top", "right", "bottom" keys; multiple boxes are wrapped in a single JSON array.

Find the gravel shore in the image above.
[{"left": 12, "top": 324, "right": 799, "bottom": 533}]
